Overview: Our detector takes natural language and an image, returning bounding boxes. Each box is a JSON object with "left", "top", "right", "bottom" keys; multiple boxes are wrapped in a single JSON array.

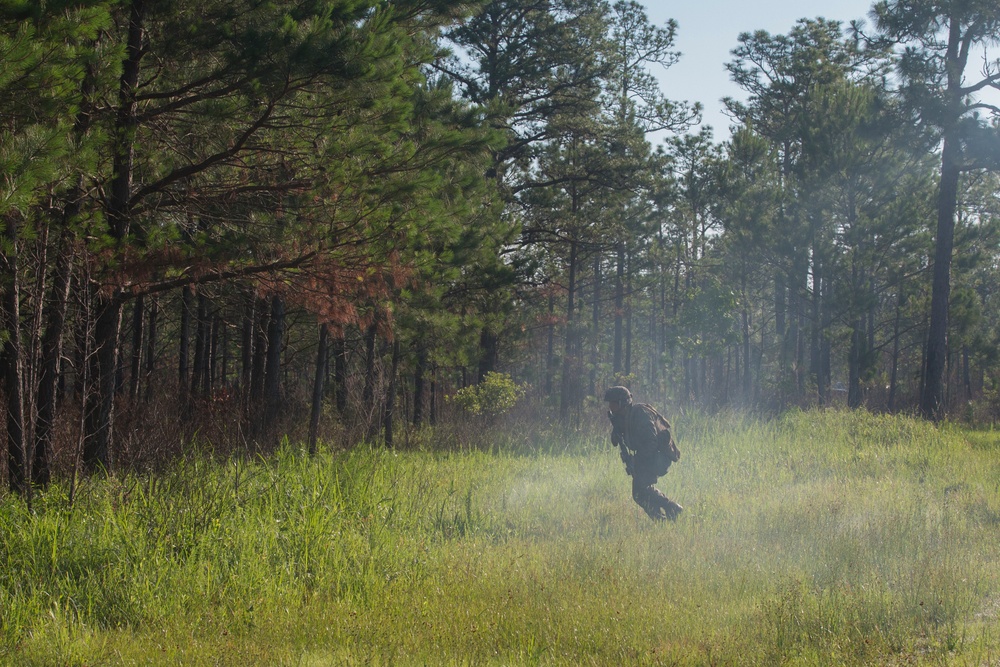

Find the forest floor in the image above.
[{"left": 2, "top": 409, "right": 1000, "bottom": 665}]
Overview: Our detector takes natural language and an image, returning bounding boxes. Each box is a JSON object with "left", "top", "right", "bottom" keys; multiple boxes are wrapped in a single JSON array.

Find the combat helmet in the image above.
[{"left": 603, "top": 386, "right": 632, "bottom": 405}]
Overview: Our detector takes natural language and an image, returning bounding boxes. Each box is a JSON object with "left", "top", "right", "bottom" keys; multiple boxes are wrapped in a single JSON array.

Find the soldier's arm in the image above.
[
  {"left": 608, "top": 411, "right": 625, "bottom": 447},
  {"left": 620, "top": 447, "right": 634, "bottom": 475}
]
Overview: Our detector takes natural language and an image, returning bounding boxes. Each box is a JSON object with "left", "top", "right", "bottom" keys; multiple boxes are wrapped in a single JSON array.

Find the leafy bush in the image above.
[{"left": 447, "top": 372, "right": 527, "bottom": 418}]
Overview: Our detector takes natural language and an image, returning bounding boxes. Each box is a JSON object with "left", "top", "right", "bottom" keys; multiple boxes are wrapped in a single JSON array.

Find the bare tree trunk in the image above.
[
  {"left": 413, "top": 342, "right": 427, "bottom": 426},
  {"left": 545, "top": 292, "right": 555, "bottom": 396},
  {"left": 179, "top": 285, "right": 192, "bottom": 408},
  {"left": 742, "top": 306, "right": 751, "bottom": 404},
  {"left": 478, "top": 328, "right": 498, "bottom": 384},
  {"left": 250, "top": 297, "right": 268, "bottom": 405},
  {"left": 362, "top": 321, "right": 378, "bottom": 409},
  {"left": 659, "top": 245, "right": 668, "bottom": 393},
  {"left": 262, "top": 294, "right": 284, "bottom": 435},
  {"left": 210, "top": 314, "right": 220, "bottom": 392},
  {"left": 308, "top": 323, "right": 328, "bottom": 455},
  {"left": 191, "top": 289, "right": 208, "bottom": 398},
  {"left": 613, "top": 241, "right": 625, "bottom": 374},
  {"left": 241, "top": 291, "right": 254, "bottom": 401},
  {"left": 774, "top": 270, "right": 786, "bottom": 348},
  {"left": 590, "top": 253, "right": 601, "bottom": 397},
  {"left": 921, "top": 137, "right": 960, "bottom": 420},
  {"left": 33, "top": 234, "right": 75, "bottom": 488},
  {"left": 811, "top": 252, "right": 824, "bottom": 406},
  {"left": 848, "top": 317, "right": 863, "bottom": 409},
  {"left": 560, "top": 236, "right": 579, "bottom": 421},
  {"left": 430, "top": 364, "right": 438, "bottom": 426},
  {"left": 887, "top": 285, "right": 903, "bottom": 412},
  {"left": 625, "top": 251, "right": 632, "bottom": 377},
  {"left": 332, "top": 336, "right": 347, "bottom": 415},
  {"left": 383, "top": 340, "right": 400, "bottom": 448},
  {"left": 221, "top": 316, "right": 229, "bottom": 389},
  {"left": 3, "top": 216, "right": 26, "bottom": 495},
  {"left": 647, "top": 304, "right": 656, "bottom": 390},
  {"left": 129, "top": 294, "right": 144, "bottom": 399},
  {"left": 144, "top": 297, "right": 157, "bottom": 403},
  {"left": 82, "top": 292, "right": 122, "bottom": 472}
]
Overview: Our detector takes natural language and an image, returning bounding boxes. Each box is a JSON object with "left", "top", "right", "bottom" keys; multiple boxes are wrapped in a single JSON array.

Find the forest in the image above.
[{"left": 2, "top": 0, "right": 1000, "bottom": 496}]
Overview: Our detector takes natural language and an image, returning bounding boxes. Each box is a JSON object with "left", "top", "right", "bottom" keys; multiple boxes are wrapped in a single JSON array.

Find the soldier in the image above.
[{"left": 604, "top": 386, "right": 683, "bottom": 521}]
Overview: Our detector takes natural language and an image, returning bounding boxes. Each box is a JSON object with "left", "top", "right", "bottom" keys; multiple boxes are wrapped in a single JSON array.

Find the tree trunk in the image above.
[
  {"left": 545, "top": 292, "right": 555, "bottom": 396},
  {"left": 82, "top": 0, "right": 146, "bottom": 473},
  {"left": 920, "top": 136, "right": 960, "bottom": 421},
  {"left": 383, "top": 340, "right": 400, "bottom": 448},
  {"left": 559, "top": 236, "right": 579, "bottom": 420},
  {"left": 430, "top": 364, "right": 438, "bottom": 426},
  {"left": 262, "top": 294, "right": 284, "bottom": 433},
  {"left": 250, "top": 297, "right": 268, "bottom": 405},
  {"left": 308, "top": 323, "right": 328, "bottom": 455},
  {"left": 241, "top": 292, "right": 254, "bottom": 401},
  {"left": 212, "top": 314, "right": 222, "bottom": 390},
  {"left": 811, "top": 251, "right": 824, "bottom": 405},
  {"left": 624, "top": 251, "right": 632, "bottom": 377},
  {"left": 613, "top": 241, "right": 625, "bottom": 374},
  {"left": 33, "top": 233, "right": 75, "bottom": 488},
  {"left": 82, "top": 293, "right": 122, "bottom": 472},
  {"left": 477, "top": 328, "right": 498, "bottom": 383},
  {"left": 362, "top": 320, "right": 378, "bottom": 408},
  {"left": 742, "top": 301, "right": 751, "bottom": 405},
  {"left": 191, "top": 289, "right": 208, "bottom": 398},
  {"left": 774, "top": 270, "right": 786, "bottom": 344},
  {"left": 659, "top": 245, "right": 668, "bottom": 391},
  {"left": 198, "top": 296, "right": 211, "bottom": 395},
  {"left": 782, "top": 268, "right": 800, "bottom": 399},
  {"left": 848, "top": 317, "right": 863, "bottom": 409},
  {"left": 647, "top": 302, "right": 656, "bottom": 390},
  {"left": 413, "top": 342, "right": 427, "bottom": 426},
  {"left": 35, "top": 47, "right": 95, "bottom": 486},
  {"left": 962, "top": 345, "right": 972, "bottom": 400},
  {"left": 2, "top": 216, "right": 26, "bottom": 495},
  {"left": 590, "top": 253, "right": 601, "bottom": 397},
  {"left": 144, "top": 297, "right": 157, "bottom": 403},
  {"left": 332, "top": 336, "right": 347, "bottom": 415},
  {"left": 179, "top": 285, "right": 192, "bottom": 407},
  {"left": 129, "top": 294, "right": 144, "bottom": 399},
  {"left": 887, "top": 284, "right": 903, "bottom": 412}
]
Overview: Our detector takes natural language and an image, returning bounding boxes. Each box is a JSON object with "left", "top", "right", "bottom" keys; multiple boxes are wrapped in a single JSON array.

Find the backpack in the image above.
[{"left": 642, "top": 404, "right": 680, "bottom": 473}]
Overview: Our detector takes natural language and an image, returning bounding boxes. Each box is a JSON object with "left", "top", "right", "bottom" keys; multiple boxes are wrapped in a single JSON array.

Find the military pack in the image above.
[
  {"left": 650, "top": 407, "right": 680, "bottom": 463},
  {"left": 638, "top": 403, "right": 680, "bottom": 475}
]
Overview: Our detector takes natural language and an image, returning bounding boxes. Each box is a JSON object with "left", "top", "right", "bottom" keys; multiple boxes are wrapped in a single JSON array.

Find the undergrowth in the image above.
[{"left": 1, "top": 409, "right": 999, "bottom": 665}]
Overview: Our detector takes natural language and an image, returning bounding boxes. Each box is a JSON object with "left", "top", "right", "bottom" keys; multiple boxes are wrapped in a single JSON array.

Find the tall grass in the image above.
[{"left": 2, "top": 409, "right": 999, "bottom": 665}]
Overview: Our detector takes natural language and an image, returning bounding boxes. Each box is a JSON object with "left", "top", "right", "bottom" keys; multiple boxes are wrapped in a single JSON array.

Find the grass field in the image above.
[{"left": 2, "top": 409, "right": 1000, "bottom": 665}]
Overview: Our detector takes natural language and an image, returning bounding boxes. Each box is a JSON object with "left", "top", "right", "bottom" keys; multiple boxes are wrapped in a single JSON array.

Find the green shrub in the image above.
[{"left": 446, "top": 371, "right": 527, "bottom": 418}]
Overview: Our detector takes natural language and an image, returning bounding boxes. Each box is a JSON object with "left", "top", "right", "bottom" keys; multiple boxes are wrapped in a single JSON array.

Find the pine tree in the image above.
[{"left": 871, "top": 0, "right": 1000, "bottom": 419}]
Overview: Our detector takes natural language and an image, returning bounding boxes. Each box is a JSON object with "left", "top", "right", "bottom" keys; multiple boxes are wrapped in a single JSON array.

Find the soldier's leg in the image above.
[
  {"left": 631, "top": 451, "right": 683, "bottom": 521},
  {"left": 631, "top": 474, "right": 683, "bottom": 521},
  {"left": 631, "top": 472, "right": 666, "bottom": 520}
]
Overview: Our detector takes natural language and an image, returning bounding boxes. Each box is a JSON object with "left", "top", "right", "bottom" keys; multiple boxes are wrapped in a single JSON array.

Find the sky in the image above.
[{"left": 640, "top": 0, "right": 879, "bottom": 141}]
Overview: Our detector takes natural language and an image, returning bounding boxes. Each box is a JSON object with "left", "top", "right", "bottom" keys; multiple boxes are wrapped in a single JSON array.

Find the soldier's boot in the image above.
[
  {"left": 634, "top": 486, "right": 664, "bottom": 520},
  {"left": 641, "top": 502, "right": 666, "bottom": 521},
  {"left": 662, "top": 499, "right": 683, "bottom": 521},
  {"left": 637, "top": 486, "right": 678, "bottom": 521}
]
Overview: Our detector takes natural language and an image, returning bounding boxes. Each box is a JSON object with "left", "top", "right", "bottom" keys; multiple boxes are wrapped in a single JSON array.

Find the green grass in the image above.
[{"left": 2, "top": 409, "right": 1000, "bottom": 665}]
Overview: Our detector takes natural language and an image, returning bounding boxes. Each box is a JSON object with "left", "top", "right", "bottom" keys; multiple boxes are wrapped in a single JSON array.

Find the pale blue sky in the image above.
[{"left": 641, "top": 0, "right": 878, "bottom": 141}]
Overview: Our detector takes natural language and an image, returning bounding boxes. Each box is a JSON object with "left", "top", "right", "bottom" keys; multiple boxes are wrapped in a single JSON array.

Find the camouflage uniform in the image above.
[{"left": 605, "top": 386, "right": 683, "bottom": 521}]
